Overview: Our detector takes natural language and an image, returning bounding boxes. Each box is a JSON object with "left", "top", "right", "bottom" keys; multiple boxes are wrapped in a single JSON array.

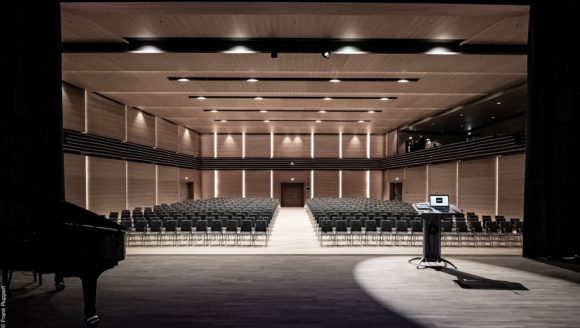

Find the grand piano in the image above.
[{"left": 0, "top": 197, "right": 126, "bottom": 327}]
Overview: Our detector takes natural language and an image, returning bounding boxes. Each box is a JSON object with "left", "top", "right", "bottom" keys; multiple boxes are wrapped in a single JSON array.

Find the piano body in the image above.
[{"left": 0, "top": 198, "right": 126, "bottom": 327}]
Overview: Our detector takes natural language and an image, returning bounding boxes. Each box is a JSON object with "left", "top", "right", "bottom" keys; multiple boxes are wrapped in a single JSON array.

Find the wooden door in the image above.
[{"left": 281, "top": 183, "right": 304, "bottom": 207}]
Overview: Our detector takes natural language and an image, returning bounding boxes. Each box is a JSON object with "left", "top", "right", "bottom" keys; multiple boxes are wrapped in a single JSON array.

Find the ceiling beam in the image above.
[{"left": 62, "top": 38, "right": 527, "bottom": 55}]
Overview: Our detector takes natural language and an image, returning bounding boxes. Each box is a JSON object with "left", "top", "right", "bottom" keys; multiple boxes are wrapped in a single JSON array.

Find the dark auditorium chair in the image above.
[
  {"left": 364, "top": 220, "right": 379, "bottom": 245},
  {"left": 194, "top": 220, "right": 208, "bottom": 246},
  {"left": 335, "top": 220, "right": 349, "bottom": 246},
  {"left": 350, "top": 220, "right": 363, "bottom": 246},
  {"left": 254, "top": 220, "right": 268, "bottom": 246}
]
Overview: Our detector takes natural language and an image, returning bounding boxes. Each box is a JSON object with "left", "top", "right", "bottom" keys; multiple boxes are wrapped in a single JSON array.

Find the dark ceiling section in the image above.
[{"left": 404, "top": 83, "right": 527, "bottom": 135}]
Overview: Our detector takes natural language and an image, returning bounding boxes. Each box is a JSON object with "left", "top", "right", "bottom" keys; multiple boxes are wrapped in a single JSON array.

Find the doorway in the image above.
[
  {"left": 281, "top": 183, "right": 304, "bottom": 207},
  {"left": 186, "top": 182, "right": 194, "bottom": 200},
  {"left": 389, "top": 182, "right": 403, "bottom": 201}
]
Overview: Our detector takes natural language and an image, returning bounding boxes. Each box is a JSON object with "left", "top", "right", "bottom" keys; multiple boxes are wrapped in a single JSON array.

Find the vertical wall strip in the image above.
[
  {"left": 270, "top": 133, "right": 274, "bottom": 158},
  {"left": 123, "top": 105, "right": 128, "bottom": 142},
  {"left": 366, "top": 170, "right": 370, "bottom": 198},
  {"left": 339, "top": 170, "right": 343, "bottom": 198},
  {"left": 213, "top": 132, "right": 217, "bottom": 159},
  {"left": 154, "top": 117, "right": 158, "bottom": 148},
  {"left": 242, "top": 170, "right": 246, "bottom": 198},
  {"left": 242, "top": 132, "right": 246, "bottom": 159},
  {"left": 455, "top": 161, "right": 460, "bottom": 206},
  {"left": 495, "top": 156, "right": 499, "bottom": 215},
  {"left": 311, "top": 132, "right": 314, "bottom": 158},
  {"left": 83, "top": 90, "right": 88, "bottom": 133},
  {"left": 85, "top": 156, "right": 89, "bottom": 209},
  {"left": 214, "top": 170, "right": 218, "bottom": 198},
  {"left": 339, "top": 133, "right": 343, "bottom": 159},
  {"left": 310, "top": 170, "right": 314, "bottom": 199},
  {"left": 270, "top": 170, "right": 274, "bottom": 198},
  {"left": 425, "top": 165, "right": 429, "bottom": 201},
  {"left": 125, "top": 161, "right": 129, "bottom": 209},
  {"left": 155, "top": 165, "right": 159, "bottom": 205},
  {"left": 366, "top": 133, "right": 371, "bottom": 159}
]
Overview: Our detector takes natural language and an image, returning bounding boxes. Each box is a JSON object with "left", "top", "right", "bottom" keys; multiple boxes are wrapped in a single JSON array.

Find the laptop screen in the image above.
[{"left": 429, "top": 195, "right": 449, "bottom": 207}]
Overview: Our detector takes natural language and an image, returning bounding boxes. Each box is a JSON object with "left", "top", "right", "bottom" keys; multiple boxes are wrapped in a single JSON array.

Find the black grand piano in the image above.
[{"left": 0, "top": 197, "right": 126, "bottom": 327}]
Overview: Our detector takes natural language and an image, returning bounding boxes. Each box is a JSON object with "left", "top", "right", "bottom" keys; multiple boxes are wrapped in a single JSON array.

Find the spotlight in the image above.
[
  {"left": 196, "top": 96, "right": 206, "bottom": 100},
  {"left": 318, "top": 110, "right": 327, "bottom": 113},
  {"left": 210, "top": 110, "right": 218, "bottom": 113},
  {"left": 246, "top": 78, "right": 258, "bottom": 83},
  {"left": 329, "top": 79, "right": 341, "bottom": 83},
  {"left": 368, "top": 110, "right": 375, "bottom": 114},
  {"left": 357, "top": 120, "right": 365, "bottom": 123},
  {"left": 220, "top": 119, "right": 227, "bottom": 122},
  {"left": 259, "top": 110, "right": 268, "bottom": 113},
  {"left": 177, "top": 78, "right": 189, "bottom": 82},
  {"left": 397, "top": 78, "right": 410, "bottom": 83},
  {"left": 380, "top": 97, "right": 390, "bottom": 101},
  {"left": 321, "top": 51, "right": 331, "bottom": 59},
  {"left": 315, "top": 120, "right": 322, "bottom": 123},
  {"left": 254, "top": 96, "right": 263, "bottom": 100},
  {"left": 264, "top": 120, "right": 271, "bottom": 123},
  {"left": 323, "top": 97, "right": 332, "bottom": 101}
]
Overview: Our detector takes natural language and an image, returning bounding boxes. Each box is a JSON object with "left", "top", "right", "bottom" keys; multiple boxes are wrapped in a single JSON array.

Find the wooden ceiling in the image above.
[{"left": 61, "top": 2, "right": 529, "bottom": 134}]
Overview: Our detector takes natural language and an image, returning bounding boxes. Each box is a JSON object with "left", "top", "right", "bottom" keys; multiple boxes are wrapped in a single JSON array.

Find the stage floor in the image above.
[{"left": 7, "top": 255, "right": 580, "bottom": 328}]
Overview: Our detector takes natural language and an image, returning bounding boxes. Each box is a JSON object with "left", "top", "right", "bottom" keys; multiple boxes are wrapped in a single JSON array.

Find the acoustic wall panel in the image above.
[
  {"left": 498, "top": 154, "right": 525, "bottom": 219},
  {"left": 458, "top": 157, "right": 495, "bottom": 217},
  {"left": 371, "top": 135, "right": 385, "bottom": 158},
  {"left": 156, "top": 118, "right": 178, "bottom": 152},
  {"left": 314, "top": 135, "right": 339, "bottom": 158},
  {"left": 127, "top": 107, "right": 155, "bottom": 147},
  {"left": 275, "top": 135, "right": 311, "bottom": 157},
  {"left": 403, "top": 166, "right": 427, "bottom": 203},
  {"left": 127, "top": 162, "right": 156, "bottom": 208},
  {"left": 217, "top": 134, "right": 243, "bottom": 157},
  {"left": 245, "top": 134, "right": 270, "bottom": 157},
  {"left": 342, "top": 170, "right": 366, "bottom": 198},
  {"left": 245, "top": 170, "right": 270, "bottom": 197},
  {"left": 86, "top": 93, "right": 125, "bottom": 141},
  {"left": 342, "top": 135, "right": 366, "bottom": 158},
  {"left": 157, "top": 165, "right": 179, "bottom": 204},
  {"left": 217, "top": 170, "right": 243, "bottom": 197},
  {"left": 201, "top": 170, "right": 215, "bottom": 199},
  {"left": 88, "top": 156, "right": 126, "bottom": 215},
  {"left": 370, "top": 170, "right": 383, "bottom": 200},
  {"left": 387, "top": 130, "right": 398, "bottom": 156},
  {"left": 178, "top": 126, "right": 197, "bottom": 156},
  {"left": 62, "top": 83, "right": 85, "bottom": 131},
  {"left": 427, "top": 162, "right": 458, "bottom": 204},
  {"left": 313, "top": 170, "right": 339, "bottom": 198},
  {"left": 201, "top": 134, "right": 215, "bottom": 157},
  {"left": 64, "top": 153, "right": 86, "bottom": 208}
]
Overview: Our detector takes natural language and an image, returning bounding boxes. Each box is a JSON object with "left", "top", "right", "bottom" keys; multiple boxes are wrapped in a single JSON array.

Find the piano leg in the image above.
[
  {"left": 55, "top": 272, "right": 65, "bottom": 291},
  {"left": 81, "top": 272, "right": 101, "bottom": 327}
]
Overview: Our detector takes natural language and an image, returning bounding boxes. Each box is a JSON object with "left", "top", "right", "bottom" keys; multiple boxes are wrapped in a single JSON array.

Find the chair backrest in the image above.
[
  {"left": 441, "top": 221, "right": 453, "bottom": 232},
  {"left": 241, "top": 220, "right": 253, "bottom": 232},
  {"left": 487, "top": 221, "right": 499, "bottom": 233},
  {"left": 255, "top": 220, "right": 267, "bottom": 232},
  {"left": 335, "top": 220, "right": 348, "bottom": 232},
  {"left": 411, "top": 220, "right": 423, "bottom": 232},
  {"left": 495, "top": 215, "right": 506, "bottom": 222},
  {"left": 365, "top": 220, "right": 377, "bottom": 232},
  {"left": 150, "top": 220, "right": 162, "bottom": 232},
  {"left": 165, "top": 220, "right": 177, "bottom": 232},
  {"left": 180, "top": 220, "right": 192, "bottom": 232},
  {"left": 500, "top": 221, "right": 512, "bottom": 233},
  {"left": 226, "top": 220, "right": 237, "bottom": 232},
  {"left": 516, "top": 221, "right": 524, "bottom": 232},
  {"left": 321, "top": 220, "right": 333, "bottom": 233},
  {"left": 196, "top": 220, "right": 208, "bottom": 232},
  {"left": 456, "top": 221, "right": 468, "bottom": 233},
  {"left": 380, "top": 220, "right": 392, "bottom": 231},
  {"left": 395, "top": 220, "right": 408, "bottom": 232},
  {"left": 471, "top": 221, "right": 483, "bottom": 233},
  {"left": 350, "top": 220, "right": 362, "bottom": 232},
  {"left": 510, "top": 218, "right": 521, "bottom": 225},
  {"left": 134, "top": 220, "right": 147, "bottom": 232}
]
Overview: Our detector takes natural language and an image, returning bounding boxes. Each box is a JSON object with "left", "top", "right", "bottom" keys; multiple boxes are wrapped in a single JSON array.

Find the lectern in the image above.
[{"left": 409, "top": 213, "right": 457, "bottom": 269}]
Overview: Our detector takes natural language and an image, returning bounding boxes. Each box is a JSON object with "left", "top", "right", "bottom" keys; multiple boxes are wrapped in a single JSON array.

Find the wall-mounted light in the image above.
[
  {"left": 196, "top": 96, "right": 206, "bottom": 100},
  {"left": 397, "top": 78, "right": 410, "bottom": 83},
  {"left": 329, "top": 79, "right": 341, "bottom": 83},
  {"left": 177, "top": 78, "right": 189, "bottom": 82},
  {"left": 321, "top": 51, "right": 331, "bottom": 59},
  {"left": 246, "top": 78, "right": 259, "bottom": 83}
]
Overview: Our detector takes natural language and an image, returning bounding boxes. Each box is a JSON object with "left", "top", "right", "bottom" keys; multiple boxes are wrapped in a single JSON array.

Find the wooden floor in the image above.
[
  {"left": 6, "top": 255, "right": 580, "bottom": 327},
  {"left": 127, "top": 207, "right": 521, "bottom": 256}
]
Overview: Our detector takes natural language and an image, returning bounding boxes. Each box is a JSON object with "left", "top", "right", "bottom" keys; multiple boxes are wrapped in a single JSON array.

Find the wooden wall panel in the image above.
[
  {"left": 498, "top": 154, "right": 525, "bottom": 219},
  {"left": 178, "top": 126, "right": 197, "bottom": 156},
  {"left": 370, "top": 170, "right": 383, "bottom": 200},
  {"left": 64, "top": 153, "right": 86, "bottom": 208},
  {"left": 127, "top": 107, "right": 155, "bottom": 147},
  {"left": 371, "top": 135, "right": 385, "bottom": 158},
  {"left": 387, "top": 130, "right": 398, "bottom": 156},
  {"left": 179, "top": 168, "right": 201, "bottom": 200},
  {"left": 156, "top": 118, "right": 178, "bottom": 152},
  {"left": 201, "top": 134, "right": 215, "bottom": 157},
  {"left": 403, "top": 166, "right": 427, "bottom": 203},
  {"left": 383, "top": 168, "right": 405, "bottom": 200},
  {"left": 342, "top": 171, "right": 366, "bottom": 198},
  {"left": 313, "top": 170, "right": 339, "bottom": 198},
  {"left": 127, "top": 162, "right": 155, "bottom": 208},
  {"left": 314, "top": 135, "right": 339, "bottom": 158},
  {"left": 245, "top": 134, "right": 270, "bottom": 157},
  {"left": 274, "top": 134, "right": 311, "bottom": 157},
  {"left": 428, "top": 162, "right": 458, "bottom": 205},
  {"left": 88, "top": 156, "right": 126, "bottom": 215},
  {"left": 157, "top": 165, "right": 178, "bottom": 204},
  {"left": 245, "top": 170, "right": 270, "bottom": 197},
  {"left": 62, "top": 83, "right": 85, "bottom": 131},
  {"left": 342, "top": 134, "right": 366, "bottom": 158},
  {"left": 217, "top": 170, "right": 243, "bottom": 197},
  {"left": 273, "top": 170, "right": 308, "bottom": 202},
  {"left": 458, "top": 157, "right": 495, "bottom": 217},
  {"left": 217, "top": 134, "right": 242, "bottom": 157},
  {"left": 201, "top": 170, "right": 215, "bottom": 199},
  {"left": 86, "top": 93, "right": 125, "bottom": 141}
]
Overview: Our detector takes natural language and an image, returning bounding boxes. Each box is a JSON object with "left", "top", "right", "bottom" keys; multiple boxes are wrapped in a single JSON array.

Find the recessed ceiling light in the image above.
[
  {"left": 459, "top": 113, "right": 464, "bottom": 117},
  {"left": 357, "top": 120, "right": 365, "bottom": 123},
  {"left": 496, "top": 101, "right": 502, "bottom": 105},
  {"left": 425, "top": 47, "right": 459, "bottom": 55},
  {"left": 177, "top": 78, "right": 189, "bottom": 82},
  {"left": 315, "top": 120, "right": 322, "bottom": 123},
  {"left": 318, "top": 110, "right": 327, "bottom": 113},
  {"left": 246, "top": 78, "right": 259, "bottom": 83},
  {"left": 468, "top": 132, "right": 472, "bottom": 136},
  {"left": 196, "top": 96, "right": 206, "bottom": 100},
  {"left": 380, "top": 97, "right": 390, "bottom": 101},
  {"left": 223, "top": 45, "right": 255, "bottom": 54},
  {"left": 254, "top": 96, "right": 263, "bottom": 100},
  {"left": 220, "top": 119, "right": 227, "bottom": 122},
  {"left": 210, "top": 110, "right": 218, "bottom": 113},
  {"left": 329, "top": 79, "right": 341, "bottom": 83},
  {"left": 397, "top": 78, "right": 410, "bottom": 83},
  {"left": 368, "top": 110, "right": 375, "bottom": 114},
  {"left": 264, "top": 120, "right": 271, "bottom": 123},
  {"left": 259, "top": 110, "right": 268, "bottom": 113},
  {"left": 491, "top": 116, "right": 495, "bottom": 119},
  {"left": 323, "top": 97, "right": 332, "bottom": 101}
]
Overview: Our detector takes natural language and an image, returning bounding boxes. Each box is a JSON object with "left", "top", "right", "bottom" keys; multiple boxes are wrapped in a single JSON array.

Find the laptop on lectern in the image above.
[{"left": 429, "top": 195, "right": 449, "bottom": 213}]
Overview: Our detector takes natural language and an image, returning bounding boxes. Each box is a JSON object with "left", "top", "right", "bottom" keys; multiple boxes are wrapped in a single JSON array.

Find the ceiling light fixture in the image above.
[
  {"left": 246, "top": 78, "right": 259, "bottom": 83},
  {"left": 329, "top": 79, "right": 341, "bottom": 83},
  {"left": 321, "top": 51, "right": 331, "bottom": 59},
  {"left": 315, "top": 120, "right": 322, "bottom": 123},
  {"left": 323, "top": 97, "right": 332, "bottom": 101},
  {"left": 259, "top": 110, "right": 268, "bottom": 113},
  {"left": 254, "top": 96, "right": 263, "bottom": 100},
  {"left": 264, "top": 120, "right": 271, "bottom": 123},
  {"left": 318, "top": 110, "right": 327, "bottom": 113},
  {"left": 196, "top": 96, "right": 206, "bottom": 100},
  {"left": 425, "top": 47, "right": 459, "bottom": 55},
  {"left": 397, "top": 78, "right": 411, "bottom": 83},
  {"left": 368, "top": 110, "right": 375, "bottom": 113},
  {"left": 496, "top": 101, "right": 502, "bottom": 105},
  {"left": 220, "top": 119, "right": 227, "bottom": 122},
  {"left": 177, "top": 78, "right": 189, "bottom": 82},
  {"left": 210, "top": 110, "right": 218, "bottom": 113},
  {"left": 223, "top": 45, "right": 255, "bottom": 54},
  {"left": 380, "top": 97, "right": 390, "bottom": 101},
  {"left": 358, "top": 120, "right": 365, "bottom": 123}
]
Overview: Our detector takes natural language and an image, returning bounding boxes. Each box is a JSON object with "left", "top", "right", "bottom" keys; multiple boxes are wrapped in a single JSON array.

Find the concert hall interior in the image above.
[{"left": 2, "top": 1, "right": 579, "bottom": 327}]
